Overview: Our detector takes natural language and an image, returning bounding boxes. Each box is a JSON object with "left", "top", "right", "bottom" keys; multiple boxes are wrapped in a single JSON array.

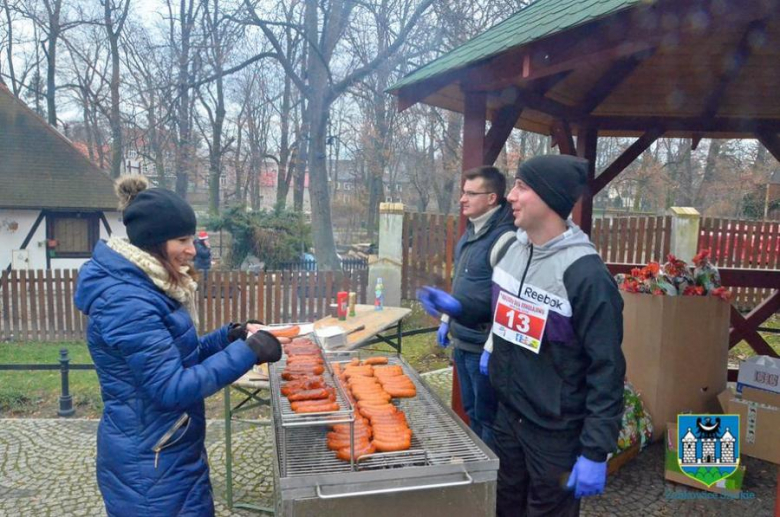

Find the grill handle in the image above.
[{"left": 315, "top": 470, "right": 473, "bottom": 499}]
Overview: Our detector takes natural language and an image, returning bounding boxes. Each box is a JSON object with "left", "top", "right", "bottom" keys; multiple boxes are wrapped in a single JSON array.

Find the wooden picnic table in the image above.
[{"left": 313, "top": 304, "right": 411, "bottom": 352}]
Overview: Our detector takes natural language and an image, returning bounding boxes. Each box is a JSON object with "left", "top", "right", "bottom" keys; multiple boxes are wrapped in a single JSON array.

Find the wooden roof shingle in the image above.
[{"left": 0, "top": 85, "right": 118, "bottom": 211}]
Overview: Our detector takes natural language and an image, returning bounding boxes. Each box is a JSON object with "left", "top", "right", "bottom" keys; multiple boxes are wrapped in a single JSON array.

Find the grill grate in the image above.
[
  {"left": 269, "top": 338, "right": 355, "bottom": 428},
  {"left": 272, "top": 354, "right": 490, "bottom": 479}
]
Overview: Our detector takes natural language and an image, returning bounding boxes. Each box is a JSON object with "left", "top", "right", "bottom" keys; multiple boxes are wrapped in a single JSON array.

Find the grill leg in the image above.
[
  {"left": 224, "top": 384, "right": 276, "bottom": 514},
  {"left": 224, "top": 386, "right": 234, "bottom": 509}
]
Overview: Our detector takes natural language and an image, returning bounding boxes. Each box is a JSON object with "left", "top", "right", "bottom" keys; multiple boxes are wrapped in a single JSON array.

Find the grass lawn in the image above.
[{"left": 0, "top": 300, "right": 450, "bottom": 419}]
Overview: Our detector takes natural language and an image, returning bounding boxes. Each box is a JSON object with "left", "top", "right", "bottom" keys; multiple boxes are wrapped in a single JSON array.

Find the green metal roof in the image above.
[{"left": 390, "top": 0, "right": 644, "bottom": 92}]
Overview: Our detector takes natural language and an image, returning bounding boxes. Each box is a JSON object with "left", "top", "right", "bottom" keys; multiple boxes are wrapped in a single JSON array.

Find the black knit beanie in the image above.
[
  {"left": 115, "top": 176, "right": 197, "bottom": 248},
  {"left": 515, "top": 155, "right": 589, "bottom": 220}
]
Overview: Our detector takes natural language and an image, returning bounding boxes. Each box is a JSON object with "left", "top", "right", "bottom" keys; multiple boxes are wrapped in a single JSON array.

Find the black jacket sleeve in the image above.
[{"left": 564, "top": 254, "right": 626, "bottom": 462}]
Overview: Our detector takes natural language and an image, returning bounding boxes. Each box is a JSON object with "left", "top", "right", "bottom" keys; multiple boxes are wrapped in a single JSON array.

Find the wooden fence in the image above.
[
  {"left": 401, "top": 212, "right": 459, "bottom": 300},
  {"left": 0, "top": 269, "right": 368, "bottom": 343},
  {"left": 401, "top": 211, "right": 779, "bottom": 311},
  {"left": 698, "top": 217, "right": 780, "bottom": 309},
  {"left": 591, "top": 215, "right": 672, "bottom": 265}
]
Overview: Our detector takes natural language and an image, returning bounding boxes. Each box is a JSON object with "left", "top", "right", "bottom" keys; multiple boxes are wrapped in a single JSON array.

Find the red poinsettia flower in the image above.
[
  {"left": 683, "top": 285, "right": 705, "bottom": 296},
  {"left": 711, "top": 286, "right": 732, "bottom": 301},
  {"left": 693, "top": 249, "right": 711, "bottom": 267},
  {"left": 645, "top": 262, "right": 660, "bottom": 277}
]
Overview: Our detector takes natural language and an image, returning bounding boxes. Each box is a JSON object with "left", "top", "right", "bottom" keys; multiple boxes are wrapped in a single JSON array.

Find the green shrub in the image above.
[{"left": 211, "top": 205, "right": 312, "bottom": 268}]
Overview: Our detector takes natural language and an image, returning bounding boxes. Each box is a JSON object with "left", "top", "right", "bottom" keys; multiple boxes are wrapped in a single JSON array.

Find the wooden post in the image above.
[
  {"left": 460, "top": 91, "right": 487, "bottom": 236},
  {"left": 369, "top": 202, "right": 405, "bottom": 307},
  {"left": 450, "top": 91, "right": 489, "bottom": 423},
  {"left": 668, "top": 207, "right": 701, "bottom": 261},
  {"left": 573, "top": 126, "right": 598, "bottom": 235}
]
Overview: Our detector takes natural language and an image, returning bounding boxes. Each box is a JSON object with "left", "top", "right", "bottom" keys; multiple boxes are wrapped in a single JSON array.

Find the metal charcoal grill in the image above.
[{"left": 268, "top": 352, "right": 498, "bottom": 516}]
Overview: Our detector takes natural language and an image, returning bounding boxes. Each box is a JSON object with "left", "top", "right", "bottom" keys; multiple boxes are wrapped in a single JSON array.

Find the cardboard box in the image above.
[
  {"left": 737, "top": 355, "right": 780, "bottom": 395},
  {"left": 664, "top": 423, "right": 745, "bottom": 497},
  {"left": 718, "top": 386, "right": 780, "bottom": 464},
  {"left": 621, "top": 293, "right": 730, "bottom": 440}
]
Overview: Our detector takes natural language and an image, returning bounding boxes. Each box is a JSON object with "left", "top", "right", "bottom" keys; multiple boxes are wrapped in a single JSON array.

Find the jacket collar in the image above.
[
  {"left": 90, "top": 239, "right": 159, "bottom": 290},
  {"left": 466, "top": 201, "right": 512, "bottom": 242}
]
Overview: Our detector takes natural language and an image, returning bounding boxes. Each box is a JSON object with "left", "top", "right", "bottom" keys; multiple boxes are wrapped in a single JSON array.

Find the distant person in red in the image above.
[{"left": 194, "top": 231, "right": 212, "bottom": 282}]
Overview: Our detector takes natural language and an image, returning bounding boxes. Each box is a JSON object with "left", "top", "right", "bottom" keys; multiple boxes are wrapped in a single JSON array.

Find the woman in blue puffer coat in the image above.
[{"left": 75, "top": 176, "right": 283, "bottom": 516}]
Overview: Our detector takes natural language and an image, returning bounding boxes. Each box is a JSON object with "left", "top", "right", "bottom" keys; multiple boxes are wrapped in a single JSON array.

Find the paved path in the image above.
[{"left": 0, "top": 368, "right": 776, "bottom": 516}]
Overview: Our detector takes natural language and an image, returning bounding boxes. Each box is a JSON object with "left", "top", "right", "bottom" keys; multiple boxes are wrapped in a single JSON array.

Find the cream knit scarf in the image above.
[{"left": 106, "top": 237, "right": 199, "bottom": 328}]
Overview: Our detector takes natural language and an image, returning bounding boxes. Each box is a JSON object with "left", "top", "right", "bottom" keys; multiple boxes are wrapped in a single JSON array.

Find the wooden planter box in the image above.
[{"left": 620, "top": 293, "right": 730, "bottom": 440}]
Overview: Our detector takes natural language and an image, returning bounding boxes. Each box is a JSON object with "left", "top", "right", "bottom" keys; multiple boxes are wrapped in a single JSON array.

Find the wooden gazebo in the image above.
[{"left": 389, "top": 0, "right": 780, "bottom": 375}]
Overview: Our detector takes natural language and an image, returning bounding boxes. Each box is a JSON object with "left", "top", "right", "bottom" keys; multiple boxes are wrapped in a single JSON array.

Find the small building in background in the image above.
[{"left": 0, "top": 84, "right": 125, "bottom": 271}]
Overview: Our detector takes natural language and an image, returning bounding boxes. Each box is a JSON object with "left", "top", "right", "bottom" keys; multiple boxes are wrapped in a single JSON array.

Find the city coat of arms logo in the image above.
[{"left": 677, "top": 414, "right": 740, "bottom": 487}]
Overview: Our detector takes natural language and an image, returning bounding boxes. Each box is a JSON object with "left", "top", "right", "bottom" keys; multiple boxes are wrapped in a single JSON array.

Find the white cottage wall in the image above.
[
  {"left": 0, "top": 209, "right": 47, "bottom": 269},
  {"left": 2, "top": 210, "right": 127, "bottom": 270}
]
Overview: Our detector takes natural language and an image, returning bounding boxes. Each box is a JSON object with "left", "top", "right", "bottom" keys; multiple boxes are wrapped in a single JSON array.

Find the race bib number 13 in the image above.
[{"left": 493, "top": 291, "right": 549, "bottom": 354}]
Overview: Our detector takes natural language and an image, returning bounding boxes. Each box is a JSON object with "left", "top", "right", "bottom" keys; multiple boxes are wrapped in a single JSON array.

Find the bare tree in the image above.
[
  {"left": 16, "top": 0, "right": 84, "bottom": 125},
  {"left": 196, "top": 0, "right": 237, "bottom": 214},
  {"left": 102, "top": 0, "right": 131, "bottom": 178},
  {"left": 123, "top": 22, "right": 175, "bottom": 187},
  {"left": 164, "top": 0, "right": 202, "bottom": 197},
  {"left": 244, "top": 0, "right": 435, "bottom": 269}
]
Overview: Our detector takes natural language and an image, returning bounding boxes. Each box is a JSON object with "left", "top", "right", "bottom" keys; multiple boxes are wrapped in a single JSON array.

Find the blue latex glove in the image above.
[
  {"left": 479, "top": 349, "right": 490, "bottom": 376},
  {"left": 416, "top": 286, "right": 462, "bottom": 318},
  {"left": 436, "top": 321, "right": 450, "bottom": 347},
  {"left": 566, "top": 456, "right": 607, "bottom": 499}
]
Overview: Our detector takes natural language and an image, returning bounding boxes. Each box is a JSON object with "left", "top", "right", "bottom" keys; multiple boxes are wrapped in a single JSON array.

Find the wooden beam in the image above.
[
  {"left": 462, "top": 91, "right": 487, "bottom": 173},
  {"left": 591, "top": 128, "right": 664, "bottom": 195},
  {"left": 699, "top": 20, "right": 766, "bottom": 122},
  {"left": 484, "top": 103, "right": 524, "bottom": 165},
  {"left": 729, "top": 288, "right": 780, "bottom": 346},
  {"left": 511, "top": 86, "right": 587, "bottom": 122},
  {"left": 691, "top": 134, "right": 703, "bottom": 151},
  {"left": 756, "top": 131, "right": 780, "bottom": 163},
  {"left": 577, "top": 50, "right": 654, "bottom": 114},
  {"left": 551, "top": 120, "right": 576, "bottom": 156},
  {"left": 396, "top": 73, "right": 457, "bottom": 112},
  {"left": 482, "top": 73, "right": 570, "bottom": 165},
  {"left": 729, "top": 305, "right": 778, "bottom": 356},
  {"left": 593, "top": 116, "right": 780, "bottom": 134},
  {"left": 572, "top": 127, "right": 597, "bottom": 235}
]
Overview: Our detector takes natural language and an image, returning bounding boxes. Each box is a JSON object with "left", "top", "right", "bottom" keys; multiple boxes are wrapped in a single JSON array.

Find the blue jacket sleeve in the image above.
[
  {"left": 94, "top": 294, "right": 257, "bottom": 411},
  {"left": 199, "top": 325, "right": 231, "bottom": 361}
]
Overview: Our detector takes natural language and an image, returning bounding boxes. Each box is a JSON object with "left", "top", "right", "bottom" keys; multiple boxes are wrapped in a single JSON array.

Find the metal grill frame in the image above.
[{"left": 270, "top": 350, "right": 499, "bottom": 501}]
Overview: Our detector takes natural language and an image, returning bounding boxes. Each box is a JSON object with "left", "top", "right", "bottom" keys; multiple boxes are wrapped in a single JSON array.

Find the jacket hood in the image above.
[
  {"left": 74, "top": 240, "right": 158, "bottom": 315},
  {"left": 514, "top": 219, "right": 595, "bottom": 258}
]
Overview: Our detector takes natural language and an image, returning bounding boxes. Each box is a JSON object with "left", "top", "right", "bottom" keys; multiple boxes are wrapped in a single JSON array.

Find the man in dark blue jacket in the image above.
[{"left": 418, "top": 166, "right": 515, "bottom": 451}]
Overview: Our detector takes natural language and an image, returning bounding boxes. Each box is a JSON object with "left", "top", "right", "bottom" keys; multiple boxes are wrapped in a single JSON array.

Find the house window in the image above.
[
  {"left": 127, "top": 149, "right": 138, "bottom": 160},
  {"left": 47, "top": 212, "right": 100, "bottom": 258}
]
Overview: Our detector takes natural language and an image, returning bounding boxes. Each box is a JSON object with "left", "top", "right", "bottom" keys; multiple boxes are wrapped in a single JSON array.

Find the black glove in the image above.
[
  {"left": 245, "top": 330, "right": 282, "bottom": 364},
  {"left": 227, "top": 319, "right": 264, "bottom": 343},
  {"left": 227, "top": 323, "right": 246, "bottom": 343}
]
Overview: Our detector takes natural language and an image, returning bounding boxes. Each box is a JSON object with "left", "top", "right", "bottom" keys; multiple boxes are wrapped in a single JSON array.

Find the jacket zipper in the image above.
[
  {"left": 152, "top": 412, "right": 190, "bottom": 468},
  {"left": 518, "top": 243, "right": 534, "bottom": 295}
]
